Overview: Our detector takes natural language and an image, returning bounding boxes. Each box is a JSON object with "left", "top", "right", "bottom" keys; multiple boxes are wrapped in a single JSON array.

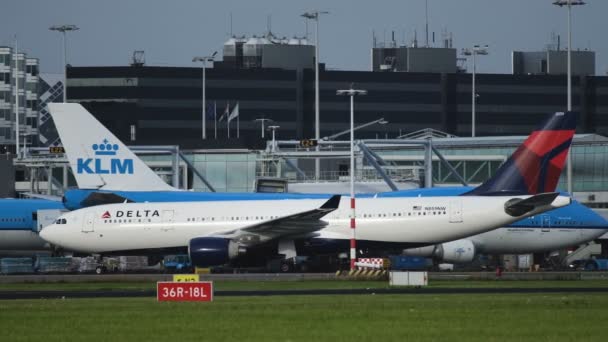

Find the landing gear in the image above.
[{"left": 280, "top": 262, "right": 292, "bottom": 273}]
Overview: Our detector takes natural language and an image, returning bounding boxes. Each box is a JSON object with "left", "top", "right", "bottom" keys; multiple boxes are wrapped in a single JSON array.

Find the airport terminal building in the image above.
[
  {"left": 61, "top": 65, "right": 608, "bottom": 151},
  {"left": 4, "top": 37, "right": 608, "bottom": 200}
]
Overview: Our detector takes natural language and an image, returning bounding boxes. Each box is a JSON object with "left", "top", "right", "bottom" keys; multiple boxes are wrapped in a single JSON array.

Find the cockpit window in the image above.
[{"left": 55, "top": 218, "right": 67, "bottom": 225}]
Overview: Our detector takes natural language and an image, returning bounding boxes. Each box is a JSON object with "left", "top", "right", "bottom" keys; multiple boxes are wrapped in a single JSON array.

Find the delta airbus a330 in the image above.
[{"left": 40, "top": 111, "right": 575, "bottom": 267}]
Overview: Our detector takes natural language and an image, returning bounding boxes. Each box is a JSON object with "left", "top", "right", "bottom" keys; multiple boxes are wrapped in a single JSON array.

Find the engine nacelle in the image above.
[
  {"left": 403, "top": 240, "right": 476, "bottom": 264},
  {"left": 439, "top": 239, "right": 476, "bottom": 264},
  {"left": 188, "top": 237, "right": 245, "bottom": 268}
]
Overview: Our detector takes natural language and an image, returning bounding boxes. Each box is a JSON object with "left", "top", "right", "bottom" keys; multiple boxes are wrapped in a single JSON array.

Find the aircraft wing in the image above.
[{"left": 215, "top": 195, "right": 341, "bottom": 246}]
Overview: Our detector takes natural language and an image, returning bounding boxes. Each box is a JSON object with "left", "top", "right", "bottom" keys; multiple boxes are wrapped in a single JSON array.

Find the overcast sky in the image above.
[{"left": 2, "top": 0, "right": 606, "bottom": 75}]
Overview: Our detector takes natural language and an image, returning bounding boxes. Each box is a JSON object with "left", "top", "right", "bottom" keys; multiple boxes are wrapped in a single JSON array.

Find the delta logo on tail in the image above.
[
  {"left": 77, "top": 139, "right": 134, "bottom": 175},
  {"left": 101, "top": 211, "right": 111, "bottom": 219},
  {"left": 466, "top": 111, "right": 576, "bottom": 196}
]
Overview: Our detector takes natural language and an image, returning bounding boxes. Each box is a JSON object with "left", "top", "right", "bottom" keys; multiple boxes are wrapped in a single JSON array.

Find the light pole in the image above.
[
  {"left": 337, "top": 87, "right": 367, "bottom": 271},
  {"left": 254, "top": 118, "right": 273, "bottom": 139},
  {"left": 268, "top": 125, "right": 280, "bottom": 152},
  {"left": 193, "top": 52, "right": 217, "bottom": 140},
  {"left": 302, "top": 10, "right": 329, "bottom": 181},
  {"left": 462, "top": 45, "right": 488, "bottom": 137},
  {"left": 553, "top": 0, "right": 585, "bottom": 195},
  {"left": 49, "top": 25, "right": 79, "bottom": 103}
]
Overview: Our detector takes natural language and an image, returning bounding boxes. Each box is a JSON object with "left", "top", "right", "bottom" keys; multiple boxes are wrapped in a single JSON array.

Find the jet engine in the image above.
[
  {"left": 403, "top": 239, "right": 476, "bottom": 264},
  {"left": 188, "top": 237, "right": 246, "bottom": 268},
  {"left": 440, "top": 239, "right": 476, "bottom": 263}
]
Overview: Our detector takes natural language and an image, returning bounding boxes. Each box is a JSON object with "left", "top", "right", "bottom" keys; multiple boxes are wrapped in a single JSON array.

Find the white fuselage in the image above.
[
  {"left": 470, "top": 226, "right": 607, "bottom": 254},
  {"left": 40, "top": 196, "right": 570, "bottom": 254}
]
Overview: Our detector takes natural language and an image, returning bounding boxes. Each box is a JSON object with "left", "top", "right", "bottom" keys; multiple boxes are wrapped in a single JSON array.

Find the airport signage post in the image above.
[{"left": 157, "top": 281, "right": 213, "bottom": 302}]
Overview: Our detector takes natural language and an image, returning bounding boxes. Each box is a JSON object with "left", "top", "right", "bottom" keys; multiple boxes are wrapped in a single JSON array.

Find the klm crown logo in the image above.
[
  {"left": 76, "top": 138, "right": 134, "bottom": 175},
  {"left": 93, "top": 139, "right": 120, "bottom": 156}
]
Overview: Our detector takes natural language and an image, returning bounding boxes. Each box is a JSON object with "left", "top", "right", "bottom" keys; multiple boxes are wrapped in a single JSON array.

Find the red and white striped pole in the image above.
[
  {"left": 349, "top": 94, "right": 357, "bottom": 271},
  {"left": 337, "top": 87, "right": 367, "bottom": 271}
]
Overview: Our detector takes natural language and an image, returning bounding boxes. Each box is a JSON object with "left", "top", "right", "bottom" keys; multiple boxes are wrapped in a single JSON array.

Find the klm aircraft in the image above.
[{"left": 0, "top": 199, "right": 64, "bottom": 252}]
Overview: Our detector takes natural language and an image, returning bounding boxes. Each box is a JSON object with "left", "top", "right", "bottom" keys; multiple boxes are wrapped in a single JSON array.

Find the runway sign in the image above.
[
  {"left": 157, "top": 281, "right": 213, "bottom": 302},
  {"left": 173, "top": 274, "right": 200, "bottom": 282}
]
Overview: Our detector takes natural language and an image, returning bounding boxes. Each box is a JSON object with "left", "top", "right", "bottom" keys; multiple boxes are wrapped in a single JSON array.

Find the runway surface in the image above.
[{"left": 2, "top": 287, "right": 608, "bottom": 300}]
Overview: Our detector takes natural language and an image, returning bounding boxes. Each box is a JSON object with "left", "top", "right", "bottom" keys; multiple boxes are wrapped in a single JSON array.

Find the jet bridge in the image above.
[{"left": 261, "top": 139, "right": 469, "bottom": 192}]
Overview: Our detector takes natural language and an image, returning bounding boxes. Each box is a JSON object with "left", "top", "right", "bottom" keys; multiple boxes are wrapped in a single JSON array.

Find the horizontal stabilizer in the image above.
[
  {"left": 504, "top": 192, "right": 560, "bottom": 217},
  {"left": 22, "top": 193, "right": 63, "bottom": 202}
]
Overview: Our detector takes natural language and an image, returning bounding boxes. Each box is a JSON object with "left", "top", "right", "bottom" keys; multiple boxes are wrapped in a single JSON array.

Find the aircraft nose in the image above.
[{"left": 39, "top": 225, "right": 61, "bottom": 245}]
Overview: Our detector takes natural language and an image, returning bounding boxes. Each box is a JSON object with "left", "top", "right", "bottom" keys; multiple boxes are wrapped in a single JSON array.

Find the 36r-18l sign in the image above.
[{"left": 157, "top": 281, "right": 213, "bottom": 302}]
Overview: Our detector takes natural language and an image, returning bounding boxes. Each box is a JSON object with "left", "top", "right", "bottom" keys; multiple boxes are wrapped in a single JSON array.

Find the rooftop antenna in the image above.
[
  {"left": 372, "top": 29, "right": 376, "bottom": 48},
  {"left": 413, "top": 30, "right": 418, "bottom": 48},
  {"left": 267, "top": 14, "right": 272, "bottom": 35},
  {"left": 230, "top": 12, "right": 233, "bottom": 37},
  {"left": 425, "top": 0, "right": 429, "bottom": 47},
  {"left": 383, "top": 29, "right": 386, "bottom": 47}
]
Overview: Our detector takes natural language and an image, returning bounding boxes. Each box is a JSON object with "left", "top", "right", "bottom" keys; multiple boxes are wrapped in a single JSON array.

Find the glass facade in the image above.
[
  {"left": 140, "top": 152, "right": 258, "bottom": 192},
  {"left": 111, "top": 137, "right": 608, "bottom": 195},
  {"left": 189, "top": 153, "right": 257, "bottom": 192},
  {"left": 378, "top": 140, "right": 608, "bottom": 192}
]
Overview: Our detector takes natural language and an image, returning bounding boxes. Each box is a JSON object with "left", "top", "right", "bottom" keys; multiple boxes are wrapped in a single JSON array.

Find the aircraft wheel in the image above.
[{"left": 280, "top": 263, "right": 292, "bottom": 273}]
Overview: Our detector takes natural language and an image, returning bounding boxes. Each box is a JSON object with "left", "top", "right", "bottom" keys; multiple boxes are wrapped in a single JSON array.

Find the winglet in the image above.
[{"left": 320, "top": 195, "right": 341, "bottom": 210}]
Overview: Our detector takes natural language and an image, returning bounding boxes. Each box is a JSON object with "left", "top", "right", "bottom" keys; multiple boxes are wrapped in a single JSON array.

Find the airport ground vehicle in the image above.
[
  {"left": 162, "top": 255, "right": 192, "bottom": 273},
  {"left": 569, "top": 258, "right": 608, "bottom": 271}
]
